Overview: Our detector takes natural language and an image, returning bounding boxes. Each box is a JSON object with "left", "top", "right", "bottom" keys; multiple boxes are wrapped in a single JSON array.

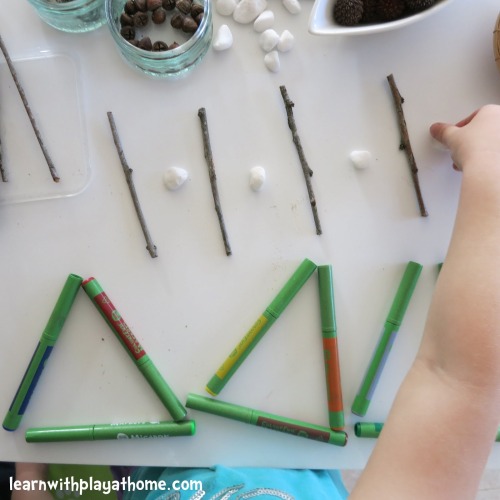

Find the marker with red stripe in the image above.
[{"left": 82, "top": 277, "right": 186, "bottom": 422}]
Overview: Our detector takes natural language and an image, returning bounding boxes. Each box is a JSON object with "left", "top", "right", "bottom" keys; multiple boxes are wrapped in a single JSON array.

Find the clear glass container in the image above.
[
  {"left": 26, "top": 0, "right": 106, "bottom": 33},
  {"left": 106, "top": 0, "right": 212, "bottom": 79}
]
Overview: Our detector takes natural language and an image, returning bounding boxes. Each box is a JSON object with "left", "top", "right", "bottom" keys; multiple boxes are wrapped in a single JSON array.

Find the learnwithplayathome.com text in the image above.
[{"left": 10, "top": 475, "right": 203, "bottom": 496}]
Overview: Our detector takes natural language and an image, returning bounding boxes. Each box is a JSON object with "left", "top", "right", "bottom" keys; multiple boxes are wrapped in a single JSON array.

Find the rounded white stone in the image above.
[
  {"left": 282, "top": 0, "right": 301, "bottom": 14},
  {"left": 233, "top": 0, "right": 267, "bottom": 24},
  {"left": 277, "top": 30, "right": 294, "bottom": 52},
  {"left": 264, "top": 50, "right": 280, "bottom": 72},
  {"left": 216, "top": 0, "right": 237, "bottom": 16},
  {"left": 349, "top": 150, "right": 372, "bottom": 170},
  {"left": 249, "top": 166, "right": 266, "bottom": 191},
  {"left": 163, "top": 167, "right": 188, "bottom": 190},
  {"left": 253, "top": 10, "right": 274, "bottom": 32},
  {"left": 213, "top": 24, "right": 233, "bottom": 51},
  {"left": 259, "top": 29, "right": 279, "bottom": 52}
]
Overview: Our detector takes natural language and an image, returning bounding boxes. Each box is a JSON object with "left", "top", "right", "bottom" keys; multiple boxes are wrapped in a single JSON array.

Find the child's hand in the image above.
[{"left": 430, "top": 105, "right": 500, "bottom": 172}]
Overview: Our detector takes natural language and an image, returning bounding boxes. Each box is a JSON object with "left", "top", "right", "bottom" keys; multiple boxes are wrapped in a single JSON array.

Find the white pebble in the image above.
[
  {"left": 216, "top": 0, "right": 237, "bottom": 16},
  {"left": 233, "top": 0, "right": 267, "bottom": 24},
  {"left": 253, "top": 10, "right": 275, "bottom": 32},
  {"left": 163, "top": 167, "right": 188, "bottom": 190},
  {"left": 349, "top": 150, "right": 372, "bottom": 170},
  {"left": 264, "top": 50, "right": 280, "bottom": 72},
  {"left": 277, "top": 30, "right": 294, "bottom": 52},
  {"left": 282, "top": 0, "right": 301, "bottom": 14},
  {"left": 213, "top": 25, "right": 233, "bottom": 51},
  {"left": 259, "top": 29, "right": 279, "bottom": 52},
  {"left": 249, "top": 166, "right": 266, "bottom": 191}
]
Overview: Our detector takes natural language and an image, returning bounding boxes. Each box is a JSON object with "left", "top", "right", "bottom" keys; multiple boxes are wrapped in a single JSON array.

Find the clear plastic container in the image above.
[
  {"left": 106, "top": 0, "right": 212, "bottom": 78},
  {"left": 27, "top": 0, "right": 106, "bottom": 33}
]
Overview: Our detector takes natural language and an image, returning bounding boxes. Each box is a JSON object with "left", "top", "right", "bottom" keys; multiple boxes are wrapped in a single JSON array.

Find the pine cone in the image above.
[
  {"left": 405, "top": 0, "right": 435, "bottom": 10},
  {"left": 376, "top": 0, "right": 405, "bottom": 21},
  {"left": 333, "top": 0, "right": 364, "bottom": 26}
]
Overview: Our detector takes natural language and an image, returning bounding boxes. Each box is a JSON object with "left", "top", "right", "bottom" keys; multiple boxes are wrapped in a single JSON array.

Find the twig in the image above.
[
  {"left": 0, "top": 34, "right": 59, "bottom": 182},
  {"left": 386, "top": 74, "right": 428, "bottom": 217},
  {"left": 197, "top": 107, "right": 232, "bottom": 256},
  {"left": 279, "top": 85, "right": 322, "bottom": 235},
  {"left": 107, "top": 111, "right": 158, "bottom": 258},
  {"left": 0, "top": 127, "right": 5, "bottom": 182}
]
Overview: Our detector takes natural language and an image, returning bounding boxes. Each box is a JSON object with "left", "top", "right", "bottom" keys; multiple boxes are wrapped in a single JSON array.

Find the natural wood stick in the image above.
[
  {"left": 0, "top": 34, "right": 59, "bottom": 182},
  {"left": 279, "top": 85, "right": 322, "bottom": 235},
  {"left": 107, "top": 111, "right": 158, "bottom": 258},
  {"left": 386, "top": 73, "right": 428, "bottom": 217},
  {"left": 197, "top": 107, "right": 232, "bottom": 256}
]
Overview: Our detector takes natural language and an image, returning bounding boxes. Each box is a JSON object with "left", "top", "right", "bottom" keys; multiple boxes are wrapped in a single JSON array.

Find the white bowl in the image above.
[{"left": 309, "top": 0, "right": 455, "bottom": 36}]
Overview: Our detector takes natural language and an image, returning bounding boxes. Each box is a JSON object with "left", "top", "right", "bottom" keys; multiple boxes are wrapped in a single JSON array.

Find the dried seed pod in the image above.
[
  {"left": 152, "top": 7, "right": 167, "bottom": 23},
  {"left": 190, "top": 2, "right": 204, "bottom": 18},
  {"left": 135, "top": 0, "right": 148, "bottom": 11},
  {"left": 124, "top": 0, "right": 137, "bottom": 14},
  {"left": 120, "top": 12, "right": 134, "bottom": 26},
  {"left": 194, "top": 12, "right": 204, "bottom": 24},
  {"left": 120, "top": 26, "right": 136, "bottom": 40},
  {"left": 138, "top": 36, "right": 153, "bottom": 50},
  {"left": 169, "top": 41, "right": 180, "bottom": 49},
  {"left": 133, "top": 11, "right": 149, "bottom": 26},
  {"left": 129, "top": 39, "right": 140, "bottom": 46},
  {"left": 147, "top": 0, "right": 162, "bottom": 10},
  {"left": 170, "top": 12, "right": 185, "bottom": 28},
  {"left": 182, "top": 16, "right": 198, "bottom": 32},
  {"left": 153, "top": 40, "right": 169, "bottom": 51},
  {"left": 176, "top": 0, "right": 192, "bottom": 14},
  {"left": 162, "top": 0, "right": 176, "bottom": 9}
]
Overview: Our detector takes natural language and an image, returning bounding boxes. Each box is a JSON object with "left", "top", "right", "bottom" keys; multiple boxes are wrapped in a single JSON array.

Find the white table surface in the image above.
[{"left": 1, "top": 0, "right": 500, "bottom": 469}]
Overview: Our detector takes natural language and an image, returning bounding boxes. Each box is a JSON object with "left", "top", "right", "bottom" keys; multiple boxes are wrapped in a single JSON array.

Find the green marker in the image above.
[
  {"left": 206, "top": 258, "right": 317, "bottom": 396},
  {"left": 25, "top": 420, "right": 195, "bottom": 443},
  {"left": 351, "top": 261, "right": 422, "bottom": 417},
  {"left": 186, "top": 393, "right": 347, "bottom": 446},
  {"left": 354, "top": 422, "right": 384, "bottom": 438},
  {"left": 3, "top": 274, "right": 83, "bottom": 431},
  {"left": 82, "top": 277, "right": 186, "bottom": 422},
  {"left": 318, "top": 265, "right": 344, "bottom": 430}
]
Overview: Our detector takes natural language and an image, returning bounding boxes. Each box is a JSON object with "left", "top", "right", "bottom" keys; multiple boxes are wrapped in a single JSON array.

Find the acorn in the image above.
[
  {"left": 376, "top": 0, "right": 405, "bottom": 21},
  {"left": 333, "top": 0, "right": 364, "bottom": 26},
  {"left": 404, "top": 0, "right": 435, "bottom": 11}
]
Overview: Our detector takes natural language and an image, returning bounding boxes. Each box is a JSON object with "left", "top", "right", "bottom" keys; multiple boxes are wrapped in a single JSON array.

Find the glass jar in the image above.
[
  {"left": 106, "top": 0, "right": 212, "bottom": 79},
  {"left": 26, "top": 0, "right": 106, "bottom": 33}
]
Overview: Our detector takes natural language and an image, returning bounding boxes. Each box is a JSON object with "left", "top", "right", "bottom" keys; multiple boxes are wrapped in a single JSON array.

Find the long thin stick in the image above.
[
  {"left": 197, "top": 107, "right": 232, "bottom": 256},
  {"left": 279, "top": 85, "right": 322, "bottom": 235},
  {"left": 107, "top": 111, "right": 158, "bottom": 258},
  {"left": 0, "top": 122, "right": 4, "bottom": 182},
  {"left": 386, "top": 74, "right": 428, "bottom": 217},
  {"left": 0, "top": 34, "right": 59, "bottom": 182}
]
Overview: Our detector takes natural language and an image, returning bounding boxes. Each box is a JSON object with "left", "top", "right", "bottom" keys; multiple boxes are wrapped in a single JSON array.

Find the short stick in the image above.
[
  {"left": 197, "top": 107, "right": 232, "bottom": 256},
  {"left": 107, "top": 111, "right": 158, "bottom": 258}
]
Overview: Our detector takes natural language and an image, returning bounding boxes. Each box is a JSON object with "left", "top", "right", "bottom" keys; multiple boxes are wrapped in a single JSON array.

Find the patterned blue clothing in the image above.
[{"left": 123, "top": 466, "right": 348, "bottom": 500}]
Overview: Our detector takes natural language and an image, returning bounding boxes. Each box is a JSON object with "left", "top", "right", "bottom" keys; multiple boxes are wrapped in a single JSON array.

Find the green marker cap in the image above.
[
  {"left": 387, "top": 261, "right": 422, "bottom": 326},
  {"left": 318, "top": 265, "right": 336, "bottom": 334},
  {"left": 267, "top": 258, "right": 317, "bottom": 318},
  {"left": 354, "top": 422, "right": 384, "bottom": 438}
]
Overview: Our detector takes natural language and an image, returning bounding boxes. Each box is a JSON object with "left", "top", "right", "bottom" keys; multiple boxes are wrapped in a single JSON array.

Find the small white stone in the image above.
[
  {"left": 163, "top": 167, "right": 188, "bottom": 190},
  {"left": 259, "top": 29, "right": 279, "bottom": 52},
  {"left": 216, "top": 0, "right": 237, "bottom": 16},
  {"left": 277, "top": 30, "right": 294, "bottom": 52},
  {"left": 249, "top": 166, "right": 266, "bottom": 191},
  {"left": 264, "top": 50, "right": 280, "bottom": 72},
  {"left": 253, "top": 10, "right": 274, "bottom": 32},
  {"left": 213, "top": 25, "right": 233, "bottom": 51},
  {"left": 349, "top": 150, "right": 372, "bottom": 170},
  {"left": 282, "top": 0, "right": 301, "bottom": 14},
  {"left": 233, "top": 0, "right": 267, "bottom": 24}
]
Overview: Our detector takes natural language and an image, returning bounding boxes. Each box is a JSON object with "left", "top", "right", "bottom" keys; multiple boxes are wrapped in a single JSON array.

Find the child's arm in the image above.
[
  {"left": 351, "top": 105, "right": 500, "bottom": 500},
  {"left": 12, "top": 463, "right": 53, "bottom": 500}
]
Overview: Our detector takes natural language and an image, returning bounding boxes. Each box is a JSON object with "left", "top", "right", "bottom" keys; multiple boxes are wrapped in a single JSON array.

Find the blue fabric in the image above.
[{"left": 122, "top": 465, "right": 348, "bottom": 499}]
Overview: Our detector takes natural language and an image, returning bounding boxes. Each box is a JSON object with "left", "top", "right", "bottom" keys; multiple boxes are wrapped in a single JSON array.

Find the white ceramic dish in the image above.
[{"left": 309, "top": 0, "right": 455, "bottom": 36}]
